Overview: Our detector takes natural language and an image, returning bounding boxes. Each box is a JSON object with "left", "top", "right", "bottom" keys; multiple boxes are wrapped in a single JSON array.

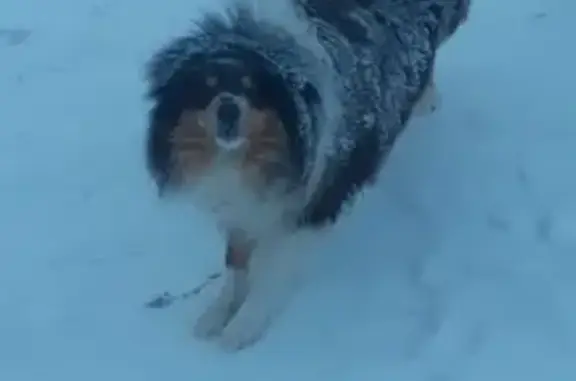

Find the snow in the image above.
[{"left": 1, "top": 0, "right": 575, "bottom": 379}]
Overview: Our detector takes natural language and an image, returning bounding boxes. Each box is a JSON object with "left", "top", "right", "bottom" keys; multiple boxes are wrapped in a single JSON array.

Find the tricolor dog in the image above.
[{"left": 144, "top": 0, "right": 470, "bottom": 350}]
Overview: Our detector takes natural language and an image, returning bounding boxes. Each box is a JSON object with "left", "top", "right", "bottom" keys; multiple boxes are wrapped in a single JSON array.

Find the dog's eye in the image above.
[
  {"left": 241, "top": 76, "right": 252, "bottom": 89},
  {"left": 206, "top": 76, "right": 218, "bottom": 87}
]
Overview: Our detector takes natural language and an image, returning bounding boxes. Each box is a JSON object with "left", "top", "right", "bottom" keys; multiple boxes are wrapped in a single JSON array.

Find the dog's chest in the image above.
[{"left": 189, "top": 163, "right": 297, "bottom": 238}]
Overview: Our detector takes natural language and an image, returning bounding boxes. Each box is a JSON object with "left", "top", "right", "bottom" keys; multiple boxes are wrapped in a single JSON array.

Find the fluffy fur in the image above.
[{"left": 144, "top": 0, "right": 470, "bottom": 351}]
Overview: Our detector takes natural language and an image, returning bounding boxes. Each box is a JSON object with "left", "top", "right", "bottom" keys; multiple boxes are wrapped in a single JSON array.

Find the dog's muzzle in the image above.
[
  {"left": 217, "top": 96, "right": 241, "bottom": 140},
  {"left": 215, "top": 95, "right": 246, "bottom": 150}
]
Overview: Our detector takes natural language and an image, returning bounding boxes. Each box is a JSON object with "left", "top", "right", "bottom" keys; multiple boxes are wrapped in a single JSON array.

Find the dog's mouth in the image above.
[{"left": 211, "top": 93, "right": 249, "bottom": 151}]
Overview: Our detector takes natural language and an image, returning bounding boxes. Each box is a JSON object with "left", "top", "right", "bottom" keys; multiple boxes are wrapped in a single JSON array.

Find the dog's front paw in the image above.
[
  {"left": 217, "top": 301, "right": 274, "bottom": 351},
  {"left": 211, "top": 233, "right": 305, "bottom": 351},
  {"left": 193, "top": 297, "right": 234, "bottom": 340},
  {"left": 193, "top": 270, "right": 246, "bottom": 340}
]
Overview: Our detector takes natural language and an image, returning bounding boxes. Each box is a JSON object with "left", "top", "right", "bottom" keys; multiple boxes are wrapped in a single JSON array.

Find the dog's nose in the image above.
[{"left": 216, "top": 98, "right": 241, "bottom": 139}]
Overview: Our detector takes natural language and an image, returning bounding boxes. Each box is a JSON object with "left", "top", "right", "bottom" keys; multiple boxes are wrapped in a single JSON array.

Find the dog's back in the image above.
[
  {"left": 293, "top": 0, "right": 470, "bottom": 226},
  {"left": 296, "top": 0, "right": 469, "bottom": 45}
]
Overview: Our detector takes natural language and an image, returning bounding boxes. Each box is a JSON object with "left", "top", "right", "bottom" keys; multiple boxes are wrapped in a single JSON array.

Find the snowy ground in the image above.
[{"left": 1, "top": 0, "right": 576, "bottom": 379}]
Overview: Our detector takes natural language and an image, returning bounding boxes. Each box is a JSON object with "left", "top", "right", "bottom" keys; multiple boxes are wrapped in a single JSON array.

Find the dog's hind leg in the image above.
[
  {"left": 193, "top": 231, "right": 252, "bottom": 340},
  {"left": 412, "top": 75, "right": 442, "bottom": 117}
]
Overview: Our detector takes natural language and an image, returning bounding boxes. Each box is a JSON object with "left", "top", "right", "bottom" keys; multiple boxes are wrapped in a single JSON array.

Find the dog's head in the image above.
[{"left": 146, "top": 49, "right": 307, "bottom": 196}]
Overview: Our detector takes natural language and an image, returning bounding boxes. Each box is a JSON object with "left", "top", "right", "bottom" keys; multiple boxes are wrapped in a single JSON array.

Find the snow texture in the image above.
[{"left": 1, "top": 0, "right": 576, "bottom": 379}]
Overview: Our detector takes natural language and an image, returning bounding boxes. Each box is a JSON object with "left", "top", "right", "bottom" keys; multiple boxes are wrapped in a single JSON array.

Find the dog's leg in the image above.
[
  {"left": 217, "top": 229, "right": 313, "bottom": 351},
  {"left": 412, "top": 75, "right": 442, "bottom": 117},
  {"left": 193, "top": 231, "right": 253, "bottom": 340}
]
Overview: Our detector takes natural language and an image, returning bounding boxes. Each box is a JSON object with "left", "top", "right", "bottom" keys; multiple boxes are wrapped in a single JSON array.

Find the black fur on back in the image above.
[{"left": 293, "top": 0, "right": 470, "bottom": 227}]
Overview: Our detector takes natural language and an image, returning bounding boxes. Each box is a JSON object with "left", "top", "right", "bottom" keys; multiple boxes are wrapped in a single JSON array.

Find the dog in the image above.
[{"left": 144, "top": 0, "right": 470, "bottom": 351}]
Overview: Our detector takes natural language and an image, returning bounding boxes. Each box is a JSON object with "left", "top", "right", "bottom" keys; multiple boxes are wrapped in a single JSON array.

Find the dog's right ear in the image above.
[
  {"left": 144, "top": 29, "right": 199, "bottom": 98},
  {"left": 145, "top": 41, "right": 181, "bottom": 99},
  {"left": 144, "top": 48, "right": 209, "bottom": 197},
  {"left": 144, "top": 33, "right": 210, "bottom": 100}
]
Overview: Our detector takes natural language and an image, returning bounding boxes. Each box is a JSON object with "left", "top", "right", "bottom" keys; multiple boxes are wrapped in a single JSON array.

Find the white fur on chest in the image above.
[{"left": 187, "top": 162, "right": 300, "bottom": 239}]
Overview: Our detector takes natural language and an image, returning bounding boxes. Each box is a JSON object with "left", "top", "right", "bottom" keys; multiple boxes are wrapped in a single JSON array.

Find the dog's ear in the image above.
[
  {"left": 145, "top": 51, "right": 211, "bottom": 194},
  {"left": 145, "top": 45, "right": 207, "bottom": 100},
  {"left": 145, "top": 42, "right": 180, "bottom": 98}
]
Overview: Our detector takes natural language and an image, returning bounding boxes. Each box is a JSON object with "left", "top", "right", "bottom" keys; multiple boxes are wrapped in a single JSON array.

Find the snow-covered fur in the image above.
[{"left": 144, "top": 0, "right": 470, "bottom": 351}]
